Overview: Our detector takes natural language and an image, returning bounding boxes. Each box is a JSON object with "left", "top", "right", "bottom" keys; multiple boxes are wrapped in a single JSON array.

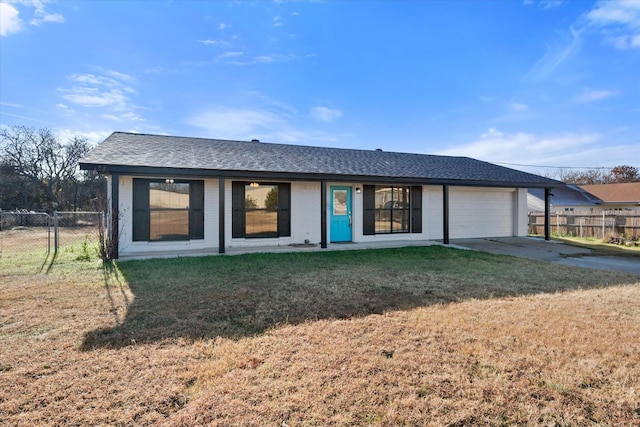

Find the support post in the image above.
[
  {"left": 321, "top": 181, "right": 327, "bottom": 248},
  {"left": 219, "top": 178, "right": 225, "bottom": 254},
  {"left": 54, "top": 211, "right": 58, "bottom": 253},
  {"left": 544, "top": 187, "right": 551, "bottom": 241},
  {"left": 111, "top": 173, "right": 119, "bottom": 259},
  {"left": 443, "top": 184, "right": 449, "bottom": 244}
]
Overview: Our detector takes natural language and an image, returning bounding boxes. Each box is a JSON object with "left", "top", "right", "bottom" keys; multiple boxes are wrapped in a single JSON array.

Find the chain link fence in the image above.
[
  {"left": 0, "top": 211, "right": 52, "bottom": 273},
  {"left": 1, "top": 211, "right": 104, "bottom": 273},
  {"left": 53, "top": 211, "right": 103, "bottom": 260}
]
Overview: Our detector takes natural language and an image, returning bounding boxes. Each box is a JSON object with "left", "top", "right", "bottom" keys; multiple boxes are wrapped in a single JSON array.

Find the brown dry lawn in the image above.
[{"left": 1, "top": 231, "right": 640, "bottom": 426}]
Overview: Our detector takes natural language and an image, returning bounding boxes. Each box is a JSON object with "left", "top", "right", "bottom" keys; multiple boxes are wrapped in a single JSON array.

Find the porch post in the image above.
[
  {"left": 110, "top": 173, "right": 119, "bottom": 259},
  {"left": 544, "top": 187, "right": 551, "bottom": 241},
  {"left": 219, "top": 178, "right": 226, "bottom": 253},
  {"left": 443, "top": 184, "right": 449, "bottom": 244},
  {"left": 321, "top": 181, "right": 327, "bottom": 248}
]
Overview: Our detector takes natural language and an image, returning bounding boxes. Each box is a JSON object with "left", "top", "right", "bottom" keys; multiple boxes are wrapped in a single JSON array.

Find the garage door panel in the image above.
[{"left": 450, "top": 190, "right": 514, "bottom": 238}]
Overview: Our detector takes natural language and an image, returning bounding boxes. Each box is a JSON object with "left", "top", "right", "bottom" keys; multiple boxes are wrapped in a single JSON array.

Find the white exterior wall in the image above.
[
  {"left": 514, "top": 188, "right": 528, "bottom": 236},
  {"left": 424, "top": 185, "right": 444, "bottom": 240},
  {"left": 225, "top": 180, "right": 321, "bottom": 248},
  {"left": 346, "top": 183, "right": 429, "bottom": 243},
  {"left": 115, "top": 176, "right": 529, "bottom": 256},
  {"left": 117, "top": 175, "right": 219, "bottom": 256}
]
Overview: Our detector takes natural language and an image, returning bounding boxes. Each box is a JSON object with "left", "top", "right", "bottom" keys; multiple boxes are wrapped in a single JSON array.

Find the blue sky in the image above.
[{"left": 1, "top": 0, "right": 638, "bottom": 176}]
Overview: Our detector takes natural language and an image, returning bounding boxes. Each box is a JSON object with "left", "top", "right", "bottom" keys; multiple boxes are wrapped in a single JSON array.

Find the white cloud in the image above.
[
  {"left": 223, "top": 54, "right": 296, "bottom": 65},
  {"left": 0, "top": 101, "right": 24, "bottom": 108},
  {"left": 524, "top": 0, "right": 566, "bottom": 9},
  {"left": 509, "top": 102, "right": 529, "bottom": 112},
  {"left": 586, "top": 0, "right": 640, "bottom": 50},
  {"left": 0, "top": 0, "right": 64, "bottom": 35},
  {"left": 0, "top": 2, "right": 22, "bottom": 36},
  {"left": 436, "top": 128, "right": 614, "bottom": 171},
  {"left": 30, "top": 12, "right": 64, "bottom": 26},
  {"left": 56, "top": 128, "right": 112, "bottom": 145},
  {"left": 309, "top": 106, "right": 343, "bottom": 122},
  {"left": 218, "top": 23, "right": 229, "bottom": 30},
  {"left": 186, "top": 108, "right": 287, "bottom": 138},
  {"left": 525, "top": 26, "right": 581, "bottom": 80},
  {"left": 220, "top": 51, "right": 244, "bottom": 58},
  {"left": 185, "top": 106, "right": 341, "bottom": 143},
  {"left": 57, "top": 69, "right": 144, "bottom": 124},
  {"left": 573, "top": 88, "right": 616, "bottom": 103}
]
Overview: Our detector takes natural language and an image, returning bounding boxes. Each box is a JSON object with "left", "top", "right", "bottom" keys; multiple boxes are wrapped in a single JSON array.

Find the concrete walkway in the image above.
[
  {"left": 450, "top": 236, "right": 640, "bottom": 276},
  {"left": 118, "top": 239, "right": 442, "bottom": 260}
]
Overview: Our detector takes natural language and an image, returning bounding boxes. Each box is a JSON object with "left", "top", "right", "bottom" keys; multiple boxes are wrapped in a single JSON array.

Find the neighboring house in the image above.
[
  {"left": 579, "top": 183, "right": 640, "bottom": 212},
  {"left": 80, "top": 132, "right": 560, "bottom": 259},
  {"left": 528, "top": 185, "right": 603, "bottom": 213}
]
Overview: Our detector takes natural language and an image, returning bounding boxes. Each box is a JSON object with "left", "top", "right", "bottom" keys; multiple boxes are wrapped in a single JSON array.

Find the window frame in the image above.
[
  {"left": 363, "top": 184, "right": 422, "bottom": 235},
  {"left": 132, "top": 178, "right": 204, "bottom": 242},
  {"left": 374, "top": 186, "right": 411, "bottom": 234},
  {"left": 232, "top": 181, "right": 291, "bottom": 239}
]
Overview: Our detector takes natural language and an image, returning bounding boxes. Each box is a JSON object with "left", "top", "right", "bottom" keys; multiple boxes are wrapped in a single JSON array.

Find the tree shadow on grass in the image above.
[{"left": 81, "top": 245, "right": 638, "bottom": 350}]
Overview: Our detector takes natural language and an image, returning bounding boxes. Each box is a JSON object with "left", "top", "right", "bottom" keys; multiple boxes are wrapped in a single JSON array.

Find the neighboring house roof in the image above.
[
  {"left": 80, "top": 132, "right": 561, "bottom": 188},
  {"left": 528, "top": 185, "right": 603, "bottom": 211},
  {"left": 579, "top": 182, "right": 640, "bottom": 204}
]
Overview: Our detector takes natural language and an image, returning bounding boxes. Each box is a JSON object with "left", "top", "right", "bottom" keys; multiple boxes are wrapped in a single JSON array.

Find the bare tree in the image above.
[
  {"left": 559, "top": 168, "right": 607, "bottom": 185},
  {"left": 0, "top": 125, "right": 92, "bottom": 210},
  {"left": 606, "top": 165, "right": 639, "bottom": 183},
  {"left": 549, "top": 165, "right": 639, "bottom": 185}
]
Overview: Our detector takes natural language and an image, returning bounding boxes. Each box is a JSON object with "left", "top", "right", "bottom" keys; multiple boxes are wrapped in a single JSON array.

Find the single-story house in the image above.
[
  {"left": 79, "top": 132, "right": 560, "bottom": 259},
  {"left": 579, "top": 183, "right": 640, "bottom": 212},
  {"left": 528, "top": 185, "right": 603, "bottom": 213}
]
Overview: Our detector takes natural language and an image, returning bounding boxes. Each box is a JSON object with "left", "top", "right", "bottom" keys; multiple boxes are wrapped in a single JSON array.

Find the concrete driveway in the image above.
[{"left": 450, "top": 237, "right": 640, "bottom": 276}]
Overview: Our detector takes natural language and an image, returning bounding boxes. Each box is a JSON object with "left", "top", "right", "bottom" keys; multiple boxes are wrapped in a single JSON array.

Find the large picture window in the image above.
[
  {"left": 149, "top": 182, "right": 190, "bottom": 240},
  {"left": 232, "top": 182, "right": 291, "bottom": 239},
  {"left": 363, "top": 185, "right": 422, "bottom": 235},
  {"left": 374, "top": 186, "right": 410, "bottom": 233},
  {"left": 133, "top": 179, "right": 204, "bottom": 242}
]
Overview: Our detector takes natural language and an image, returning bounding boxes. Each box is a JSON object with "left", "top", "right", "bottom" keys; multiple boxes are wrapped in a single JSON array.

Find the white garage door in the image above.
[{"left": 449, "top": 189, "right": 514, "bottom": 238}]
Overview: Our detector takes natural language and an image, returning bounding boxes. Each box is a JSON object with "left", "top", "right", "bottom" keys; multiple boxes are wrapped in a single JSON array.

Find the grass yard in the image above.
[
  {"left": 554, "top": 235, "right": 640, "bottom": 256},
  {"left": 1, "top": 243, "right": 639, "bottom": 426}
]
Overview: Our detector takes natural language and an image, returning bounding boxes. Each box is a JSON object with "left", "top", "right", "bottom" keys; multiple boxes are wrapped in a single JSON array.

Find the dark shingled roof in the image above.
[
  {"left": 529, "top": 185, "right": 603, "bottom": 209},
  {"left": 80, "top": 132, "right": 560, "bottom": 187}
]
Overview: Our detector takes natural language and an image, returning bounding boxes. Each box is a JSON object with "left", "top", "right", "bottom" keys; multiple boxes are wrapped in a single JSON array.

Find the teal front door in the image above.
[{"left": 330, "top": 186, "right": 352, "bottom": 242}]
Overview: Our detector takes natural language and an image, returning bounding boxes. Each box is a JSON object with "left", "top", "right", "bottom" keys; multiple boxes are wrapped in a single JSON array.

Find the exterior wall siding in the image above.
[
  {"left": 424, "top": 185, "right": 444, "bottom": 240},
  {"left": 115, "top": 175, "right": 528, "bottom": 256},
  {"left": 225, "top": 180, "right": 321, "bottom": 248},
  {"left": 350, "top": 183, "right": 428, "bottom": 243},
  {"left": 117, "top": 175, "right": 219, "bottom": 256}
]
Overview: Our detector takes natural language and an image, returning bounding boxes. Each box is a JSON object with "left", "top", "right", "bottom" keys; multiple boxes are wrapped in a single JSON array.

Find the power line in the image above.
[{"left": 493, "top": 162, "right": 636, "bottom": 170}]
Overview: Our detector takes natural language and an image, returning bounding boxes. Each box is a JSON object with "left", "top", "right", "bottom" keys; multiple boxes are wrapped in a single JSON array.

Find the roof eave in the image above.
[{"left": 79, "top": 163, "right": 559, "bottom": 189}]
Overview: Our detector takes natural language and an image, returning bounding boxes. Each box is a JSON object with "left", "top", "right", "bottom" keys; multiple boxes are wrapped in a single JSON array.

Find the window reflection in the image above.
[
  {"left": 149, "top": 182, "right": 190, "bottom": 241},
  {"left": 374, "top": 186, "right": 410, "bottom": 233},
  {"left": 333, "top": 190, "right": 347, "bottom": 215},
  {"left": 245, "top": 184, "right": 278, "bottom": 238}
]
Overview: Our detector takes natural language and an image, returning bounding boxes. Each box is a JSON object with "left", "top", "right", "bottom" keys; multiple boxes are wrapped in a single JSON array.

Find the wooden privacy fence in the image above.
[{"left": 528, "top": 212, "right": 640, "bottom": 239}]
